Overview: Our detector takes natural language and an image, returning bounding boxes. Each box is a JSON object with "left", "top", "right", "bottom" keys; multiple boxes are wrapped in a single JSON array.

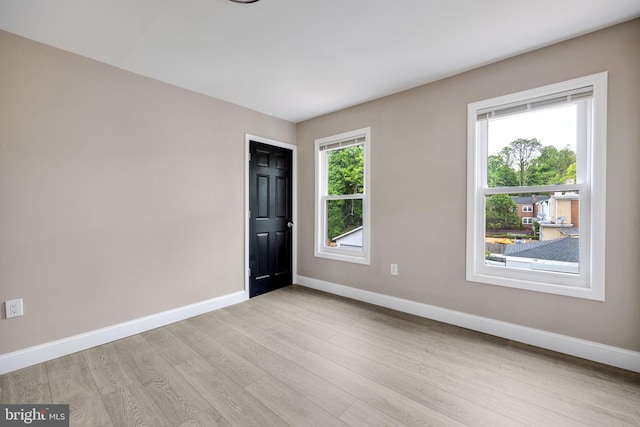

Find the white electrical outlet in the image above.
[
  {"left": 390, "top": 263, "right": 398, "bottom": 276},
  {"left": 6, "top": 299, "right": 23, "bottom": 319}
]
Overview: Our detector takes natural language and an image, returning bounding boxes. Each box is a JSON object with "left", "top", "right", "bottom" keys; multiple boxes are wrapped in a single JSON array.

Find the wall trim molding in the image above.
[
  {"left": 296, "top": 275, "right": 640, "bottom": 373},
  {"left": 0, "top": 290, "right": 247, "bottom": 375}
]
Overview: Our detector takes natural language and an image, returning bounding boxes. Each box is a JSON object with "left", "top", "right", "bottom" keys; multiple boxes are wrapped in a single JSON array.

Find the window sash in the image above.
[
  {"left": 477, "top": 97, "right": 591, "bottom": 190},
  {"left": 321, "top": 143, "right": 365, "bottom": 196},
  {"left": 476, "top": 185, "right": 589, "bottom": 288},
  {"left": 322, "top": 199, "right": 365, "bottom": 254}
]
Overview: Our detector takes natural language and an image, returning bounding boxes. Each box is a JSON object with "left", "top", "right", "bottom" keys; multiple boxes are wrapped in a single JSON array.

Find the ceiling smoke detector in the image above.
[{"left": 229, "top": 0, "right": 260, "bottom": 3}]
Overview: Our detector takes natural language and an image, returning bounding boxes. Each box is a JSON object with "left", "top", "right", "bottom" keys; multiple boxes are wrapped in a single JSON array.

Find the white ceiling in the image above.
[{"left": 1, "top": 0, "right": 639, "bottom": 123}]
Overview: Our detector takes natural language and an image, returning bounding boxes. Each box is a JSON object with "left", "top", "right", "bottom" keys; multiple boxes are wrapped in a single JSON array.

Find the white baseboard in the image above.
[
  {"left": 296, "top": 275, "right": 640, "bottom": 373},
  {"left": 0, "top": 290, "right": 247, "bottom": 375}
]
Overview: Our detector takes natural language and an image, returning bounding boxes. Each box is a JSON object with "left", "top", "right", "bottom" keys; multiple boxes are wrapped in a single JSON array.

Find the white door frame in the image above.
[{"left": 245, "top": 134, "right": 297, "bottom": 297}]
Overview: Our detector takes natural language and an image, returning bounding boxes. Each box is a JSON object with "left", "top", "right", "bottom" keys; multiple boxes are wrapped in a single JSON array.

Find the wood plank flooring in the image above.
[{"left": 2, "top": 285, "right": 639, "bottom": 426}]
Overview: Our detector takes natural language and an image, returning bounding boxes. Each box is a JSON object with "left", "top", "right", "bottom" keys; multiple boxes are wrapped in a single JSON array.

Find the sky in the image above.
[{"left": 487, "top": 104, "right": 577, "bottom": 156}]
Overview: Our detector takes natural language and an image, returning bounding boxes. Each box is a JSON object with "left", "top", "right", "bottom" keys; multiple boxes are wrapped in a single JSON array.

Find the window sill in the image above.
[
  {"left": 466, "top": 269, "right": 604, "bottom": 301},
  {"left": 314, "top": 249, "right": 370, "bottom": 265}
]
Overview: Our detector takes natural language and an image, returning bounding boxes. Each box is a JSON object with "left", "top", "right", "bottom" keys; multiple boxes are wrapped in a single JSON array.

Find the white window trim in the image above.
[
  {"left": 466, "top": 72, "right": 607, "bottom": 300},
  {"left": 522, "top": 205, "right": 533, "bottom": 212},
  {"left": 522, "top": 217, "right": 533, "bottom": 225},
  {"left": 315, "top": 127, "right": 371, "bottom": 265}
]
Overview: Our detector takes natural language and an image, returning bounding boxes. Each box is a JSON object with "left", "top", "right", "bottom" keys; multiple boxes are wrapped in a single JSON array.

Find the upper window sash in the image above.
[{"left": 477, "top": 97, "right": 591, "bottom": 190}]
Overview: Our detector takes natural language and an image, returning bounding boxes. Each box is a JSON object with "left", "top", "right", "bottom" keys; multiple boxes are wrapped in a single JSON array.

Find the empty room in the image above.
[{"left": 1, "top": 1, "right": 639, "bottom": 426}]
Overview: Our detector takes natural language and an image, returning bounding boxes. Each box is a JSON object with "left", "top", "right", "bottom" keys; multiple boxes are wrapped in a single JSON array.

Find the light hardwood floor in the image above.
[{"left": 2, "top": 285, "right": 639, "bottom": 426}]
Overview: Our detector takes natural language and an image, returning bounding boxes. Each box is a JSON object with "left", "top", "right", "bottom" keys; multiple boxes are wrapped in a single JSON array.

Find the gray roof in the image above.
[
  {"left": 332, "top": 225, "right": 363, "bottom": 241},
  {"left": 504, "top": 237, "right": 579, "bottom": 263},
  {"left": 511, "top": 196, "right": 534, "bottom": 205},
  {"left": 511, "top": 195, "right": 550, "bottom": 205},
  {"left": 559, "top": 227, "right": 579, "bottom": 237}
]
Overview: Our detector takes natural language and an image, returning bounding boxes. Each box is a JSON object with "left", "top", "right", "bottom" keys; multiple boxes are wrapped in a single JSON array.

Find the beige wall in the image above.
[
  {"left": 297, "top": 19, "right": 640, "bottom": 352},
  {"left": 0, "top": 31, "right": 296, "bottom": 354},
  {"left": 2, "top": 19, "right": 639, "bottom": 358}
]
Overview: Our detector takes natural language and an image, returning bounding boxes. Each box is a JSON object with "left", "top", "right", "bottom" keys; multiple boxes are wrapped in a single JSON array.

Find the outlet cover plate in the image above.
[
  {"left": 390, "top": 263, "right": 398, "bottom": 276},
  {"left": 6, "top": 299, "right": 23, "bottom": 319}
]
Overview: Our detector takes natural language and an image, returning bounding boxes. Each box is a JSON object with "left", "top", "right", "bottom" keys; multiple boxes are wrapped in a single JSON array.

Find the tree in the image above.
[
  {"left": 529, "top": 145, "right": 576, "bottom": 185},
  {"left": 491, "top": 140, "right": 577, "bottom": 188},
  {"left": 328, "top": 145, "right": 364, "bottom": 195},
  {"left": 507, "top": 138, "right": 542, "bottom": 186},
  {"left": 327, "top": 146, "right": 364, "bottom": 240},
  {"left": 486, "top": 194, "right": 519, "bottom": 230},
  {"left": 562, "top": 162, "right": 577, "bottom": 183},
  {"left": 557, "top": 146, "right": 576, "bottom": 176},
  {"left": 488, "top": 154, "right": 518, "bottom": 187}
]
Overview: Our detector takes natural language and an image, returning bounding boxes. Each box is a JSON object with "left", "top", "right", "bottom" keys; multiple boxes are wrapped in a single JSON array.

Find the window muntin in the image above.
[
  {"left": 315, "top": 128, "right": 370, "bottom": 264},
  {"left": 467, "top": 73, "right": 606, "bottom": 300}
]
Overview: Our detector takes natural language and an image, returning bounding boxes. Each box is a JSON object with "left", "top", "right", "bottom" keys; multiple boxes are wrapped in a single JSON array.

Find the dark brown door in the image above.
[{"left": 249, "top": 141, "right": 293, "bottom": 297}]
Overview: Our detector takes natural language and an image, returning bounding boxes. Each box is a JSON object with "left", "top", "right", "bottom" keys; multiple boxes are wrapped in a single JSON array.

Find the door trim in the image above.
[{"left": 245, "top": 134, "right": 297, "bottom": 297}]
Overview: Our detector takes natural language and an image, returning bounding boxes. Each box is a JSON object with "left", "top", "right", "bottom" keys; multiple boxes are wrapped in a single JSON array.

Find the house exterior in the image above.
[
  {"left": 511, "top": 195, "right": 548, "bottom": 229},
  {"left": 535, "top": 192, "right": 579, "bottom": 241},
  {"left": 332, "top": 226, "right": 363, "bottom": 250}
]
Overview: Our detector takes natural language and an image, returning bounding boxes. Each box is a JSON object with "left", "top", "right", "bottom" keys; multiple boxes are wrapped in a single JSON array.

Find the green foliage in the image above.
[
  {"left": 533, "top": 220, "right": 540, "bottom": 236},
  {"left": 488, "top": 155, "right": 518, "bottom": 187},
  {"left": 326, "top": 146, "right": 364, "bottom": 241},
  {"left": 488, "top": 140, "right": 577, "bottom": 187},
  {"left": 529, "top": 145, "right": 577, "bottom": 185},
  {"left": 328, "top": 146, "right": 364, "bottom": 195},
  {"left": 486, "top": 194, "right": 520, "bottom": 230},
  {"left": 505, "top": 138, "right": 542, "bottom": 186},
  {"left": 562, "top": 162, "right": 577, "bottom": 183}
]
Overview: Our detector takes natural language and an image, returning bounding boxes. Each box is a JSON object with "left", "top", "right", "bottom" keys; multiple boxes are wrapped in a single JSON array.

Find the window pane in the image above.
[
  {"left": 486, "top": 104, "right": 578, "bottom": 188},
  {"left": 485, "top": 191, "right": 580, "bottom": 274},
  {"left": 326, "top": 198, "right": 363, "bottom": 250},
  {"left": 327, "top": 145, "right": 364, "bottom": 195}
]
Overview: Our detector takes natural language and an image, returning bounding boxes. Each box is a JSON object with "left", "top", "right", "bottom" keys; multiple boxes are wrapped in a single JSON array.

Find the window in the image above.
[
  {"left": 467, "top": 73, "right": 607, "bottom": 300},
  {"left": 315, "top": 128, "right": 370, "bottom": 264}
]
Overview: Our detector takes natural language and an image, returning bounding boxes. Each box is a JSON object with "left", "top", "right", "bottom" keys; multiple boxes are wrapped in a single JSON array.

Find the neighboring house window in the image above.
[
  {"left": 467, "top": 73, "right": 607, "bottom": 300},
  {"left": 315, "top": 127, "right": 370, "bottom": 264}
]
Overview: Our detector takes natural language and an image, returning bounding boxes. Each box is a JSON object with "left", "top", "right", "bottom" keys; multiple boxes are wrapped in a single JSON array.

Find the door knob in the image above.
[{"left": 287, "top": 221, "right": 294, "bottom": 228}]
